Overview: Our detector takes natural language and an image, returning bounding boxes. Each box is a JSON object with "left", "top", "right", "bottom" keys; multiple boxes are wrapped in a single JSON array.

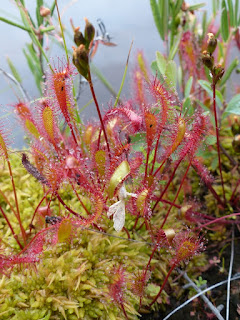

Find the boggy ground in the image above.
[{"left": 141, "top": 228, "right": 240, "bottom": 320}]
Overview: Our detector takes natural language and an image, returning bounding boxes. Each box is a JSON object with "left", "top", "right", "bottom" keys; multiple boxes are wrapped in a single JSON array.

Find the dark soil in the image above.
[{"left": 140, "top": 228, "right": 240, "bottom": 320}]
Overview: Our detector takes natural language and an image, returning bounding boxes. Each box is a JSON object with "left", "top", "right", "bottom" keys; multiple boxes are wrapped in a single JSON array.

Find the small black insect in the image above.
[{"left": 45, "top": 216, "right": 62, "bottom": 225}]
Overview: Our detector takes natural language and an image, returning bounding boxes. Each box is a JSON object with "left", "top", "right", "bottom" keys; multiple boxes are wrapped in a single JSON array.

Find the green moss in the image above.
[{"left": 0, "top": 153, "right": 207, "bottom": 319}]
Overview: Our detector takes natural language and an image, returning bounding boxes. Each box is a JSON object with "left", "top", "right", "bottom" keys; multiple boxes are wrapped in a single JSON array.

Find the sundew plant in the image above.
[{"left": 0, "top": 0, "right": 240, "bottom": 319}]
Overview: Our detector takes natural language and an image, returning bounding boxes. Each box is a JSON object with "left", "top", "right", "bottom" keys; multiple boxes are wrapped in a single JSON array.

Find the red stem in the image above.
[
  {"left": 120, "top": 302, "right": 129, "bottom": 320},
  {"left": 212, "top": 83, "right": 226, "bottom": 204},
  {"left": 194, "top": 211, "right": 240, "bottom": 230},
  {"left": 230, "top": 177, "right": 240, "bottom": 202},
  {"left": 30, "top": 191, "right": 50, "bottom": 226},
  {"left": 144, "top": 146, "right": 151, "bottom": 182},
  {"left": 152, "top": 160, "right": 181, "bottom": 212},
  {"left": 0, "top": 205, "right": 23, "bottom": 249},
  {"left": 160, "top": 162, "right": 191, "bottom": 229},
  {"left": 149, "top": 263, "right": 176, "bottom": 307},
  {"left": 69, "top": 181, "right": 91, "bottom": 215},
  {"left": 7, "top": 159, "right": 27, "bottom": 245},
  {"left": 88, "top": 70, "right": 111, "bottom": 159},
  {"left": 56, "top": 193, "right": 87, "bottom": 220}
]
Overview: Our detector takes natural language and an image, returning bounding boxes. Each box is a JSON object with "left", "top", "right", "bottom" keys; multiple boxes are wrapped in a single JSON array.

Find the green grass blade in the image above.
[
  {"left": 50, "top": 1, "right": 56, "bottom": 16},
  {"left": 220, "top": 58, "right": 239, "bottom": 86},
  {"left": 79, "top": 99, "right": 94, "bottom": 114},
  {"left": 6, "top": 57, "right": 22, "bottom": 84},
  {"left": 114, "top": 41, "right": 133, "bottom": 107},
  {"left": 0, "top": 16, "right": 31, "bottom": 32},
  {"left": 36, "top": 0, "right": 44, "bottom": 27},
  {"left": 221, "top": 0, "right": 229, "bottom": 42},
  {"left": 227, "top": 0, "right": 234, "bottom": 26},
  {"left": 91, "top": 64, "right": 119, "bottom": 98}
]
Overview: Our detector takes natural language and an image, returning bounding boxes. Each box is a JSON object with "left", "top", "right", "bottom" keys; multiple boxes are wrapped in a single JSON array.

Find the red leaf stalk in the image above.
[
  {"left": 160, "top": 161, "right": 191, "bottom": 229},
  {"left": 88, "top": 70, "right": 111, "bottom": 159}
]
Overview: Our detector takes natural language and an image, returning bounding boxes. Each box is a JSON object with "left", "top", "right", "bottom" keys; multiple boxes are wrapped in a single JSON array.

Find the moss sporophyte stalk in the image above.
[{"left": 1, "top": 1, "right": 240, "bottom": 319}]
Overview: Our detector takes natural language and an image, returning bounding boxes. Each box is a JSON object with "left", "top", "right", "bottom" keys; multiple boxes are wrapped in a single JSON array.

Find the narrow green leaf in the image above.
[
  {"left": 235, "top": 0, "right": 239, "bottom": 27},
  {"left": 183, "top": 97, "right": 194, "bottom": 116},
  {"left": 198, "top": 80, "right": 223, "bottom": 107},
  {"left": 40, "top": 26, "right": 55, "bottom": 33},
  {"left": 36, "top": 0, "right": 43, "bottom": 27},
  {"left": 188, "top": 3, "right": 206, "bottom": 11},
  {"left": 223, "top": 94, "right": 240, "bottom": 118},
  {"left": 165, "top": 60, "right": 177, "bottom": 88},
  {"left": 220, "top": 58, "right": 239, "bottom": 86},
  {"left": 205, "top": 135, "right": 217, "bottom": 145},
  {"left": 158, "top": 0, "right": 168, "bottom": 40},
  {"left": 221, "top": 0, "right": 229, "bottom": 42},
  {"left": 50, "top": 1, "right": 56, "bottom": 16},
  {"left": 23, "top": 49, "right": 42, "bottom": 93},
  {"left": 212, "top": 0, "right": 217, "bottom": 16},
  {"left": 151, "top": 60, "right": 164, "bottom": 81},
  {"left": 78, "top": 99, "right": 94, "bottom": 114},
  {"left": 108, "top": 160, "right": 130, "bottom": 198},
  {"left": 151, "top": 60, "right": 158, "bottom": 75},
  {"left": 114, "top": 41, "right": 133, "bottom": 107},
  {"left": 6, "top": 57, "right": 22, "bottom": 84},
  {"left": 184, "top": 76, "right": 193, "bottom": 98},
  {"left": 195, "top": 98, "right": 215, "bottom": 125},
  {"left": 201, "top": 11, "right": 207, "bottom": 40},
  {"left": 156, "top": 51, "right": 167, "bottom": 75},
  {"left": 0, "top": 16, "right": 31, "bottom": 32},
  {"left": 169, "top": 31, "right": 182, "bottom": 60},
  {"left": 178, "top": 65, "right": 182, "bottom": 88},
  {"left": 150, "top": 0, "right": 164, "bottom": 40},
  {"left": 91, "top": 64, "right": 118, "bottom": 98},
  {"left": 227, "top": 0, "right": 234, "bottom": 27},
  {"left": 174, "top": 0, "right": 183, "bottom": 15},
  {"left": 26, "top": 44, "right": 42, "bottom": 74}
]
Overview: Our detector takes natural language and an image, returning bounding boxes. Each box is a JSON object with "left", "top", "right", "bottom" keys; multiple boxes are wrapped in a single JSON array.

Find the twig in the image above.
[
  {"left": 0, "top": 68, "right": 30, "bottom": 101},
  {"left": 226, "top": 228, "right": 234, "bottom": 320},
  {"left": 162, "top": 273, "right": 240, "bottom": 320},
  {"left": 181, "top": 271, "right": 224, "bottom": 320}
]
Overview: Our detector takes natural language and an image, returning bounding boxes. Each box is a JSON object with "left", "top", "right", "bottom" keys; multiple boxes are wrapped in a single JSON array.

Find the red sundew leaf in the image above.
[
  {"left": 0, "top": 130, "right": 9, "bottom": 159},
  {"left": 191, "top": 157, "right": 214, "bottom": 186},
  {"left": 149, "top": 78, "right": 173, "bottom": 132},
  {"left": 14, "top": 102, "right": 32, "bottom": 121},
  {"left": 104, "top": 105, "right": 143, "bottom": 134},
  {"left": 133, "top": 70, "right": 147, "bottom": 106},
  {"left": 132, "top": 270, "right": 150, "bottom": 298},
  {"left": 171, "top": 118, "right": 186, "bottom": 154},
  {"left": 42, "top": 105, "right": 55, "bottom": 143},
  {"left": 179, "top": 113, "right": 209, "bottom": 160},
  {"left": 171, "top": 231, "right": 204, "bottom": 266},
  {"left": 145, "top": 111, "right": 157, "bottom": 147},
  {"left": 25, "top": 119, "right": 40, "bottom": 139},
  {"left": 109, "top": 266, "right": 126, "bottom": 305}
]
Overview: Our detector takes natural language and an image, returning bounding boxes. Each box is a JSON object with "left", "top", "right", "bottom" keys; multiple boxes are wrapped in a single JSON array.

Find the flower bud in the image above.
[
  {"left": 207, "top": 33, "right": 217, "bottom": 55},
  {"left": 84, "top": 18, "right": 95, "bottom": 48},
  {"left": 40, "top": 6, "right": 51, "bottom": 17},
  {"left": 72, "top": 45, "right": 89, "bottom": 79},
  {"left": 74, "top": 27, "right": 86, "bottom": 46},
  {"left": 232, "top": 134, "right": 240, "bottom": 153},
  {"left": 202, "top": 50, "right": 214, "bottom": 70},
  {"left": 213, "top": 64, "right": 225, "bottom": 84},
  {"left": 164, "top": 228, "right": 176, "bottom": 244},
  {"left": 231, "top": 116, "right": 240, "bottom": 135}
]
